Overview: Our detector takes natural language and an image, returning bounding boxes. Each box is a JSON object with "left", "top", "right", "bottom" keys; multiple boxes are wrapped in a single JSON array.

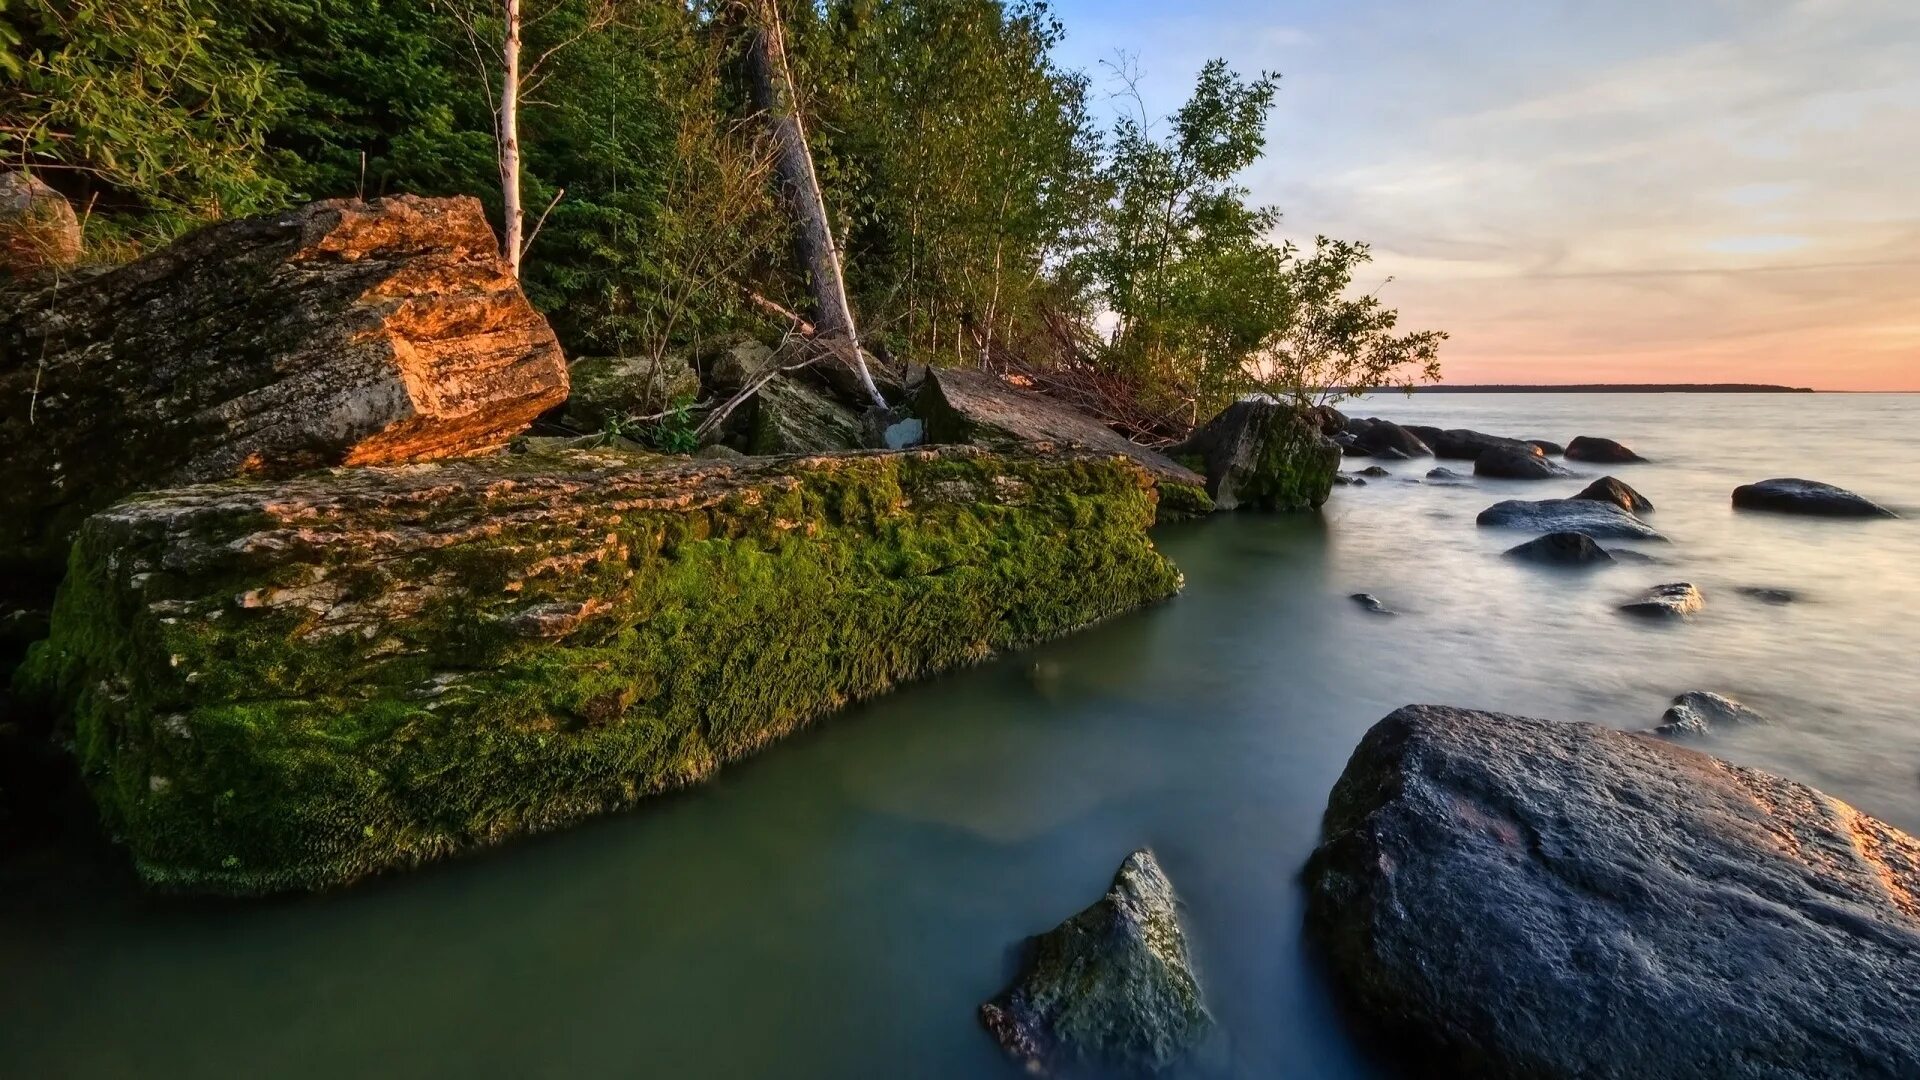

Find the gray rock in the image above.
[
  {"left": 1572, "top": 476, "right": 1653, "bottom": 514},
  {"left": 745, "top": 376, "right": 866, "bottom": 454},
  {"left": 1358, "top": 465, "right": 1391, "bottom": 478},
  {"left": 1351, "top": 593, "right": 1397, "bottom": 615},
  {"left": 980, "top": 850, "right": 1212, "bottom": 1077},
  {"left": 1408, "top": 426, "right": 1540, "bottom": 461},
  {"left": 1654, "top": 691, "right": 1768, "bottom": 736},
  {"left": 1620, "top": 582, "right": 1703, "bottom": 617},
  {"left": 1477, "top": 498, "right": 1666, "bottom": 540},
  {"left": 1565, "top": 435, "right": 1646, "bottom": 464},
  {"left": 1605, "top": 547, "right": 1661, "bottom": 563},
  {"left": 1526, "top": 439, "right": 1565, "bottom": 457},
  {"left": 1305, "top": 704, "right": 1920, "bottom": 1080},
  {"left": 1504, "top": 532, "right": 1613, "bottom": 565},
  {"left": 882, "top": 417, "right": 925, "bottom": 450},
  {"left": 1732, "top": 478, "right": 1897, "bottom": 518},
  {"left": 1333, "top": 473, "right": 1367, "bottom": 487},
  {"left": 1354, "top": 418, "right": 1433, "bottom": 458},
  {"left": 1475, "top": 446, "right": 1575, "bottom": 480},
  {"left": 1425, "top": 467, "right": 1468, "bottom": 483},
  {"left": 1736, "top": 585, "right": 1799, "bottom": 604}
]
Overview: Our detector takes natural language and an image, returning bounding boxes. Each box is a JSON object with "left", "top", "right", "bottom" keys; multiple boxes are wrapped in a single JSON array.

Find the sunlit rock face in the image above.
[
  {"left": 1306, "top": 704, "right": 1920, "bottom": 1080},
  {"left": 0, "top": 195, "right": 568, "bottom": 593}
]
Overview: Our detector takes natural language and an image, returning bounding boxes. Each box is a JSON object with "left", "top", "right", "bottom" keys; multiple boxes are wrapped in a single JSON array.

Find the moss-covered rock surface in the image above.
[
  {"left": 14, "top": 447, "right": 1180, "bottom": 895},
  {"left": 1172, "top": 399, "right": 1340, "bottom": 512}
]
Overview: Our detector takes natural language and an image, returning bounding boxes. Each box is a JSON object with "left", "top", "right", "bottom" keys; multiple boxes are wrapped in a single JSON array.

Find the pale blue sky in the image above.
[{"left": 1047, "top": 0, "right": 1920, "bottom": 388}]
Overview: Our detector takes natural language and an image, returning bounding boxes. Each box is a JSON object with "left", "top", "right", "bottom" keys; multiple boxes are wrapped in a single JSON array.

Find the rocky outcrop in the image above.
[
  {"left": 1655, "top": 691, "right": 1767, "bottom": 736},
  {"left": 917, "top": 368, "right": 1209, "bottom": 517},
  {"left": 558, "top": 354, "right": 701, "bottom": 432},
  {"left": 1732, "top": 478, "right": 1897, "bottom": 518},
  {"left": 1572, "top": 476, "right": 1652, "bottom": 514},
  {"left": 1352, "top": 418, "right": 1432, "bottom": 458},
  {"left": 1477, "top": 498, "right": 1665, "bottom": 540},
  {"left": 1503, "top": 531, "right": 1612, "bottom": 565},
  {"left": 1172, "top": 400, "right": 1341, "bottom": 512},
  {"left": 980, "top": 850, "right": 1212, "bottom": 1077},
  {"left": 1407, "top": 426, "right": 1537, "bottom": 461},
  {"left": 1620, "top": 582, "right": 1703, "bottom": 617},
  {"left": 0, "top": 195, "right": 569, "bottom": 595},
  {"left": 1305, "top": 704, "right": 1920, "bottom": 1080},
  {"left": 1, "top": 171, "right": 82, "bottom": 275},
  {"left": 1564, "top": 435, "right": 1645, "bottom": 464},
  {"left": 1474, "top": 446, "right": 1573, "bottom": 480},
  {"left": 746, "top": 376, "right": 865, "bottom": 454},
  {"left": 14, "top": 446, "right": 1180, "bottom": 894}
]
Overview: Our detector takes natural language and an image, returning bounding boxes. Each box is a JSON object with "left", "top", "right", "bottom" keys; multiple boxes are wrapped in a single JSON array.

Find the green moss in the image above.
[
  {"left": 18, "top": 451, "right": 1181, "bottom": 894},
  {"left": 1153, "top": 482, "right": 1214, "bottom": 523},
  {"left": 1246, "top": 422, "right": 1340, "bottom": 512}
]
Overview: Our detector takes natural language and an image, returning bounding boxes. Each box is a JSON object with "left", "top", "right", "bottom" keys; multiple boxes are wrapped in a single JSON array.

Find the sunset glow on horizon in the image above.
[{"left": 1054, "top": 0, "right": 1920, "bottom": 391}]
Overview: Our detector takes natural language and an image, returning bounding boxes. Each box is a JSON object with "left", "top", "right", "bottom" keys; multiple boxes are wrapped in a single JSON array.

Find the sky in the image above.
[{"left": 1048, "top": 0, "right": 1920, "bottom": 390}]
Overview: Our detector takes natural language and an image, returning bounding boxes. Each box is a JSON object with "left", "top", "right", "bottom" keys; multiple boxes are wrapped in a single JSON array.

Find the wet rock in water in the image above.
[
  {"left": 1333, "top": 473, "right": 1367, "bottom": 487},
  {"left": 1620, "top": 582, "right": 1703, "bottom": 618},
  {"left": 1353, "top": 418, "right": 1432, "bottom": 458},
  {"left": 1572, "top": 475, "right": 1653, "bottom": 514},
  {"left": 1736, "top": 585, "right": 1799, "bottom": 604},
  {"left": 1526, "top": 439, "right": 1565, "bottom": 457},
  {"left": 1351, "top": 593, "right": 1397, "bottom": 615},
  {"left": 1358, "top": 465, "right": 1392, "bottom": 478},
  {"left": 1305, "top": 704, "right": 1920, "bottom": 1080},
  {"left": 1, "top": 171, "right": 82, "bottom": 275},
  {"left": 1655, "top": 691, "right": 1768, "bottom": 737},
  {"left": 1732, "top": 478, "right": 1897, "bottom": 519},
  {"left": 981, "top": 850, "right": 1212, "bottom": 1078},
  {"left": 1605, "top": 547, "right": 1660, "bottom": 563},
  {"left": 1564, "top": 435, "right": 1646, "bottom": 464},
  {"left": 1, "top": 195, "right": 569, "bottom": 590},
  {"left": 1504, "top": 532, "right": 1613, "bottom": 565},
  {"left": 1169, "top": 399, "right": 1340, "bottom": 512},
  {"left": 1477, "top": 498, "right": 1665, "bottom": 540},
  {"left": 1425, "top": 467, "right": 1468, "bottom": 483},
  {"left": 14, "top": 446, "right": 1181, "bottom": 894},
  {"left": 1475, "top": 446, "right": 1575, "bottom": 480},
  {"left": 1338, "top": 436, "right": 1370, "bottom": 458},
  {"left": 1409, "top": 427, "right": 1540, "bottom": 461}
]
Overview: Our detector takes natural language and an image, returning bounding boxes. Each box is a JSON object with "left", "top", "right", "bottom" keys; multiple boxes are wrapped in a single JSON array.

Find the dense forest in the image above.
[{"left": 1, "top": 0, "right": 1442, "bottom": 438}]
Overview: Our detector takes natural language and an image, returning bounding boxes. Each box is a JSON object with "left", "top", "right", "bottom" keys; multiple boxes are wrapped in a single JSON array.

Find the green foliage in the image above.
[
  {"left": 18, "top": 451, "right": 1179, "bottom": 893},
  {"left": 645, "top": 396, "right": 700, "bottom": 453}
]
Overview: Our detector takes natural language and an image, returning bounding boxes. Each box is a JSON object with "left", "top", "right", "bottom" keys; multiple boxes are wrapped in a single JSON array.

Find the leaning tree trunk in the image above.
[
  {"left": 742, "top": 0, "right": 888, "bottom": 411},
  {"left": 499, "top": 0, "right": 524, "bottom": 277}
]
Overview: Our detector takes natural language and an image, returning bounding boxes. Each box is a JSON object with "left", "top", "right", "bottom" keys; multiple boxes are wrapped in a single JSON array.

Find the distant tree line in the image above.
[{"left": 1, "top": 0, "right": 1442, "bottom": 432}]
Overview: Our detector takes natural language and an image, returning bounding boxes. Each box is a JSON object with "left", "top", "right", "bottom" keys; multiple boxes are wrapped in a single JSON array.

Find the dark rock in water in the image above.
[
  {"left": 1306, "top": 404, "right": 1349, "bottom": 437},
  {"left": 1736, "top": 585, "right": 1799, "bottom": 605},
  {"left": 1655, "top": 691, "right": 1768, "bottom": 737},
  {"left": 1525, "top": 439, "right": 1565, "bottom": 457},
  {"left": 1572, "top": 476, "right": 1653, "bottom": 514},
  {"left": 1504, "top": 532, "right": 1613, "bottom": 565},
  {"left": 1477, "top": 498, "right": 1665, "bottom": 540},
  {"left": 980, "top": 850, "right": 1212, "bottom": 1077},
  {"left": 1169, "top": 399, "right": 1340, "bottom": 512},
  {"left": 1305, "top": 704, "right": 1920, "bottom": 1080},
  {"left": 1425, "top": 467, "right": 1468, "bottom": 483},
  {"left": 1333, "top": 473, "right": 1367, "bottom": 487},
  {"left": 1358, "top": 465, "right": 1391, "bottom": 478},
  {"left": 1620, "top": 582, "right": 1703, "bottom": 617},
  {"left": 1369, "top": 445, "right": 1412, "bottom": 461},
  {"left": 1564, "top": 435, "right": 1646, "bottom": 464},
  {"left": 1337, "top": 434, "right": 1369, "bottom": 457},
  {"left": 1605, "top": 547, "right": 1660, "bottom": 563},
  {"left": 1475, "top": 446, "right": 1575, "bottom": 480},
  {"left": 1732, "top": 478, "right": 1897, "bottom": 518},
  {"left": 1354, "top": 418, "right": 1432, "bottom": 458},
  {"left": 1350, "top": 593, "right": 1397, "bottom": 615},
  {"left": 1411, "top": 427, "right": 1540, "bottom": 461}
]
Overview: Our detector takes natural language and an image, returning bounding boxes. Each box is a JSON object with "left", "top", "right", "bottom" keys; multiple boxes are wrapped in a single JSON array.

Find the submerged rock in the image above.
[
  {"left": 1620, "top": 582, "right": 1703, "bottom": 618},
  {"left": 1350, "top": 593, "right": 1397, "bottom": 615},
  {"left": 1732, "top": 478, "right": 1897, "bottom": 518},
  {"left": 1, "top": 195, "right": 569, "bottom": 592},
  {"left": 1305, "top": 704, "right": 1920, "bottom": 1080},
  {"left": 1357, "top": 465, "right": 1391, "bottom": 478},
  {"left": 1736, "top": 585, "right": 1799, "bottom": 605},
  {"left": 1425, "top": 467, "right": 1468, "bottom": 483},
  {"left": 15, "top": 447, "right": 1181, "bottom": 894},
  {"left": 1477, "top": 498, "right": 1665, "bottom": 540},
  {"left": 1655, "top": 691, "right": 1768, "bottom": 736},
  {"left": 1572, "top": 476, "right": 1653, "bottom": 514},
  {"left": 1170, "top": 400, "right": 1340, "bottom": 512},
  {"left": 1, "top": 170, "right": 82, "bottom": 275},
  {"left": 980, "top": 850, "right": 1212, "bottom": 1077},
  {"left": 1564, "top": 435, "right": 1646, "bottom": 464},
  {"left": 1333, "top": 473, "right": 1367, "bottom": 487},
  {"left": 1474, "top": 446, "right": 1574, "bottom": 480},
  {"left": 1503, "top": 532, "right": 1612, "bottom": 565}
]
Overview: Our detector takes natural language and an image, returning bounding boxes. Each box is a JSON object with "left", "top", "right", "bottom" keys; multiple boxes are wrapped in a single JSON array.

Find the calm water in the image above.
[{"left": 3, "top": 393, "right": 1917, "bottom": 1078}]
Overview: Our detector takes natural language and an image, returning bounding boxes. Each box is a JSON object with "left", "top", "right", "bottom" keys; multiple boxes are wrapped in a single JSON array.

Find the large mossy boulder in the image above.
[
  {"left": 1306, "top": 704, "right": 1920, "bottom": 1079},
  {"left": 981, "top": 850, "right": 1213, "bottom": 1077},
  {"left": 1172, "top": 399, "right": 1340, "bottom": 512},
  {"left": 916, "top": 368, "right": 1210, "bottom": 518},
  {"left": 746, "top": 376, "right": 866, "bottom": 454},
  {"left": 559, "top": 354, "right": 701, "bottom": 432},
  {"left": 14, "top": 447, "right": 1180, "bottom": 894},
  {"left": 0, "top": 195, "right": 568, "bottom": 598}
]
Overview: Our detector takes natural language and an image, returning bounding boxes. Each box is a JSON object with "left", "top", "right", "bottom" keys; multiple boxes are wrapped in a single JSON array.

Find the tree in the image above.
[{"left": 1260, "top": 237, "right": 1445, "bottom": 407}]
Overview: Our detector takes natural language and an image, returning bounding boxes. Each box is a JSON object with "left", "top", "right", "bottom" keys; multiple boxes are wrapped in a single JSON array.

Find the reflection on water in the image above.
[{"left": 1, "top": 394, "right": 1916, "bottom": 1078}]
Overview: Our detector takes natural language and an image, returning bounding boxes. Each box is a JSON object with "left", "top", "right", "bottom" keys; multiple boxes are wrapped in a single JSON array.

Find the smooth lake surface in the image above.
[{"left": 4, "top": 393, "right": 1918, "bottom": 1078}]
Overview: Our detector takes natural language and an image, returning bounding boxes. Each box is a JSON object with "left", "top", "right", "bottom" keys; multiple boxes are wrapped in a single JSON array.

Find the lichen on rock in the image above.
[{"left": 14, "top": 446, "right": 1181, "bottom": 894}]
